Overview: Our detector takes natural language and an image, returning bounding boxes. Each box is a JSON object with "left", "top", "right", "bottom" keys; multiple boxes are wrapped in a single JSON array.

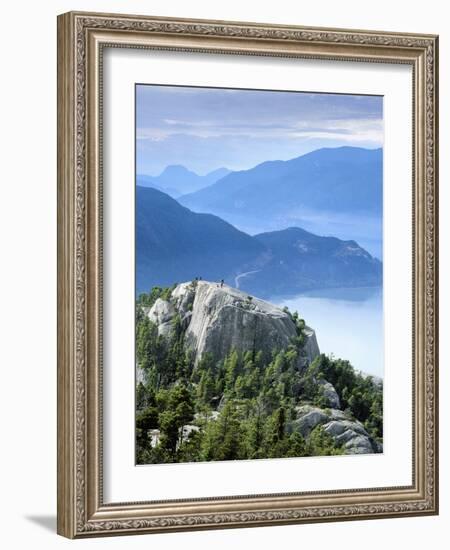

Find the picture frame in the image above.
[{"left": 57, "top": 11, "right": 439, "bottom": 538}]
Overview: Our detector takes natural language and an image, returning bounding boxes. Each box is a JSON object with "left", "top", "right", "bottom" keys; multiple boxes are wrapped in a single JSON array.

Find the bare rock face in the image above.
[
  {"left": 317, "top": 379, "right": 341, "bottom": 409},
  {"left": 147, "top": 281, "right": 320, "bottom": 366},
  {"left": 302, "top": 327, "right": 320, "bottom": 367},
  {"left": 293, "top": 404, "right": 381, "bottom": 455},
  {"left": 147, "top": 298, "right": 176, "bottom": 338},
  {"left": 293, "top": 406, "right": 329, "bottom": 437},
  {"left": 322, "top": 420, "right": 375, "bottom": 454}
]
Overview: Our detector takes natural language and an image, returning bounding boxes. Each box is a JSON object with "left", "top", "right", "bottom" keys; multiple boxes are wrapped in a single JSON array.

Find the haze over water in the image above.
[{"left": 273, "top": 287, "right": 383, "bottom": 378}]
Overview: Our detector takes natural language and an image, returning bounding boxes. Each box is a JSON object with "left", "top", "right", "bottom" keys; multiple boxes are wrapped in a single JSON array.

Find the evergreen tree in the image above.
[
  {"left": 306, "top": 426, "right": 343, "bottom": 456},
  {"left": 136, "top": 287, "right": 383, "bottom": 465},
  {"left": 201, "top": 401, "right": 245, "bottom": 461},
  {"left": 224, "top": 349, "right": 240, "bottom": 394}
]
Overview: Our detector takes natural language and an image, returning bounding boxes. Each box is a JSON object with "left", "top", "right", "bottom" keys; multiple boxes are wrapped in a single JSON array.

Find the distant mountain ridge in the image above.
[
  {"left": 136, "top": 186, "right": 265, "bottom": 294},
  {"left": 178, "top": 147, "right": 383, "bottom": 255},
  {"left": 137, "top": 165, "right": 231, "bottom": 198},
  {"left": 180, "top": 147, "right": 382, "bottom": 214},
  {"left": 136, "top": 186, "right": 382, "bottom": 297},
  {"left": 246, "top": 227, "right": 382, "bottom": 297}
]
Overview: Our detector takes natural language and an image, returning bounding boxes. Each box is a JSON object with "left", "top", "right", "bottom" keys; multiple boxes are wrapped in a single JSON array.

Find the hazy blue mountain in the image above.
[
  {"left": 136, "top": 187, "right": 265, "bottom": 294},
  {"left": 236, "top": 227, "right": 382, "bottom": 298},
  {"left": 180, "top": 147, "right": 381, "bottom": 214},
  {"left": 137, "top": 187, "right": 382, "bottom": 297},
  {"left": 137, "top": 165, "right": 231, "bottom": 198},
  {"left": 136, "top": 175, "right": 180, "bottom": 198},
  {"left": 178, "top": 148, "right": 382, "bottom": 253},
  {"left": 203, "top": 167, "right": 232, "bottom": 185}
]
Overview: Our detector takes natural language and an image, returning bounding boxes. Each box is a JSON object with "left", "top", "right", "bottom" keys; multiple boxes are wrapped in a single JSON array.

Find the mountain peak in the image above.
[
  {"left": 159, "top": 164, "right": 197, "bottom": 177},
  {"left": 147, "top": 280, "right": 320, "bottom": 366},
  {"left": 179, "top": 145, "right": 383, "bottom": 241},
  {"left": 296, "top": 145, "right": 382, "bottom": 162},
  {"left": 137, "top": 187, "right": 382, "bottom": 298},
  {"left": 205, "top": 166, "right": 231, "bottom": 179}
]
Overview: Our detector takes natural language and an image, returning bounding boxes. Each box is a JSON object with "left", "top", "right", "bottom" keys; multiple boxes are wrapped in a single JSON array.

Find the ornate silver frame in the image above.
[{"left": 57, "top": 11, "right": 439, "bottom": 538}]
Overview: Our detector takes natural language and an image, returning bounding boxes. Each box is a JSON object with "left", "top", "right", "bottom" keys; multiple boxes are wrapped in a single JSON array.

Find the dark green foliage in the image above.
[
  {"left": 306, "top": 426, "right": 345, "bottom": 456},
  {"left": 135, "top": 289, "right": 382, "bottom": 464},
  {"left": 137, "top": 285, "right": 175, "bottom": 308},
  {"left": 200, "top": 401, "right": 247, "bottom": 461},
  {"left": 136, "top": 406, "right": 159, "bottom": 432}
]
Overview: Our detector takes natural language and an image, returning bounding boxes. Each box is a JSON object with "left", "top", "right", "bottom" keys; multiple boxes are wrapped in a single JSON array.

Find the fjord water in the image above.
[{"left": 273, "top": 287, "right": 383, "bottom": 378}]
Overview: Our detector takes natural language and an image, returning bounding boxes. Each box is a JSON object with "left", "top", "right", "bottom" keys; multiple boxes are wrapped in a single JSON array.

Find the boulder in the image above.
[
  {"left": 171, "top": 282, "right": 196, "bottom": 315},
  {"left": 148, "top": 298, "right": 176, "bottom": 338},
  {"left": 292, "top": 405, "right": 329, "bottom": 437},
  {"left": 317, "top": 379, "right": 341, "bottom": 409},
  {"left": 293, "top": 405, "right": 380, "bottom": 455},
  {"left": 322, "top": 419, "right": 367, "bottom": 438},
  {"left": 294, "top": 409, "right": 329, "bottom": 437},
  {"left": 330, "top": 408, "right": 350, "bottom": 421},
  {"left": 136, "top": 367, "right": 146, "bottom": 385}
]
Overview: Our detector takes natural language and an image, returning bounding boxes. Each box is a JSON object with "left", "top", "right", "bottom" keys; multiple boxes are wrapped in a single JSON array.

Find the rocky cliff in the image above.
[
  {"left": 293, "top": 405, "right": 382, "bottom": 454},
  {"left": 148, "top": 280, "right": 320, "bottom": 366},
  {"left": 141, "top": 281, "right": 382, "bottom": 456}
]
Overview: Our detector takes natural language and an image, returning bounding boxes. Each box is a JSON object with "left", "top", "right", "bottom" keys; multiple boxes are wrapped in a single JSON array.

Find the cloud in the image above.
[
  {"left": 137, "top": 117, "right": 383, "bottom": 145},
  {"left": 291, "top": 118, "right": 383, "bottom": 143},
  {"left": 136, "top": 85, "right": 383, "bottom": 174}
]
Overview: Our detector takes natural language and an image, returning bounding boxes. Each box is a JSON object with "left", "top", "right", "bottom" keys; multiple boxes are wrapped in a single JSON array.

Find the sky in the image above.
[{"left": 136, "top": 84, "right": 383, "bottom": 176}]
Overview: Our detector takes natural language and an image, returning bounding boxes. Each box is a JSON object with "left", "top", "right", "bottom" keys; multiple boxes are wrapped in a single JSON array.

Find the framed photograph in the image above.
[{"left": 57, "top": 11, "right": 439, "bottom": 538}]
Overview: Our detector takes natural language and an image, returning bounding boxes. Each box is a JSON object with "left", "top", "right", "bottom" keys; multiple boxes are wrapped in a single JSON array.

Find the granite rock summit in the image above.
[{"left": 147, "top": 280, "right": 320, "bottom": 366}]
